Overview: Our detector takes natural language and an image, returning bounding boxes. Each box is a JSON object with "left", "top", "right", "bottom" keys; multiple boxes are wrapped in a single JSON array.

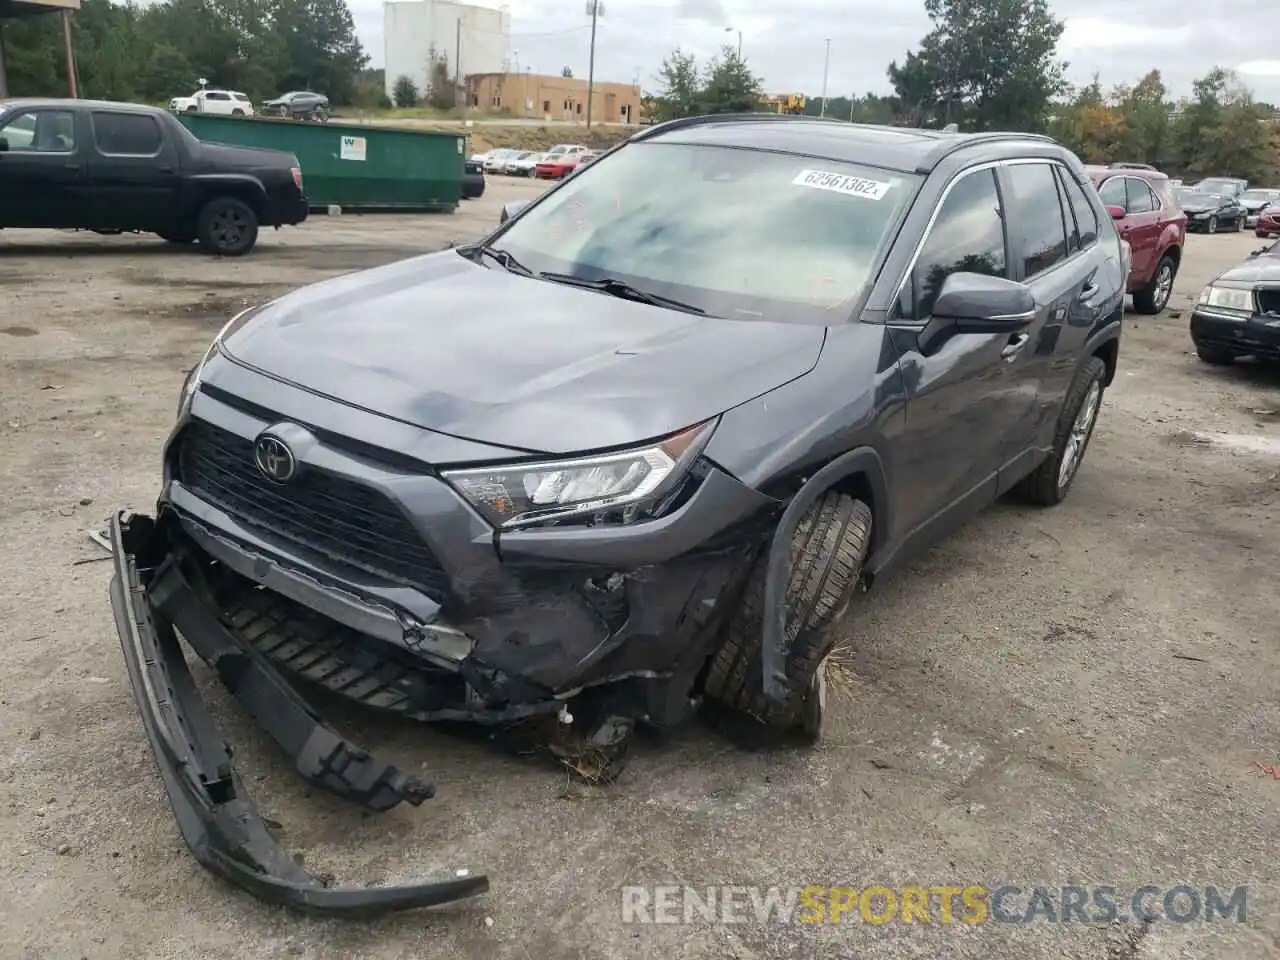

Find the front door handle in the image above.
[
  {"left": 1001, "top": 332, "right": 1030, "bottom": 361},
  {"left": 1078, "top": 281, "right": 1099, "bottom": 301}
]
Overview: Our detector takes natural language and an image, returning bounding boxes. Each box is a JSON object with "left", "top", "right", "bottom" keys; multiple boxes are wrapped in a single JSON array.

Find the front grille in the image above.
[
  {"left": 176, "top": 420, "right": 449, "bottom": 596},
  {"left": 1257, "top": 289, "right": 1280, "bottom": 316}
]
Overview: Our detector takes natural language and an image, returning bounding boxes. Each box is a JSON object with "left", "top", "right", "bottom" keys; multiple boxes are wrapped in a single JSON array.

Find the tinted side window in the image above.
[
  {"left": 907, "top": 168, "right": 1007, "bottom": 321},
  {"left": 1097, "top": 177, "right": 1126, "bottom": 208},
  {"left": 1125, "top": 178, "right": 1155, "bottom": 213},
  {"left": 1057, "top": 167, "right": 1099, "bottom": 249},
  {"left": 1005, "top": 163, "right": 1069, "bottom": 277},
  {"left": 92, "top": 113, "right": 163, "bottom": 156}
]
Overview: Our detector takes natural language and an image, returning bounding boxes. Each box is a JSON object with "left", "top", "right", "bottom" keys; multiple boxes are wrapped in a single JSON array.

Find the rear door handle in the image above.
[{"left": 1001, "top": 333, "right": 1030, "bottom": 360}]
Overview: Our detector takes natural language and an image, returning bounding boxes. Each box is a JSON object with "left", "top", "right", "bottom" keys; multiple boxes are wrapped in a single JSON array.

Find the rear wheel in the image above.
[
  {"left": 703, "top": 491, "right": 871, "bottom": 740},
  {"left": 1196, "top": 344, "right": 1236, "bottom": 365},
  {"left": 1131, "top": 253, "right": 1176, "bottom": 314},
  {"left": 196, "top": 196, "right": 259, "bottom": 256},
  {"left": 231, "top": 108, "right": 245, "bottom": 117}
]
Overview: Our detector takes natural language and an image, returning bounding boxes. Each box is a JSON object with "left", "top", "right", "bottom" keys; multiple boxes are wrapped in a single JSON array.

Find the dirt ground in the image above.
[{"left": 1, "top": 178, "right": 1278, "bottom": 960}]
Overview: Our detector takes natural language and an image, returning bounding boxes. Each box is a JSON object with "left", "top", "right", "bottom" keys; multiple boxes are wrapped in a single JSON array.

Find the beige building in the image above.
[{"left": 465, "top": 72, "right": 641, "bottom": 125}]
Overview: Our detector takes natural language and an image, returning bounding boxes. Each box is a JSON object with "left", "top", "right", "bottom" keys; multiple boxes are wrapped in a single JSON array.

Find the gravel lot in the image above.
[{"left": 1, "top": 178, "right": 1278, "bottom": 960}]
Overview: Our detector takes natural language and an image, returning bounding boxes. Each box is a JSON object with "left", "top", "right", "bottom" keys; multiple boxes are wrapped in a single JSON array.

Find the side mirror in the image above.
[
  {"left": 499, "top": 199, "right": 531, "bottom": 225},
  {"left": 932, "top": 272, "right": 1036, "bottom": 331},
  {"left": 1106, "top": 205, "right": 1126, "bottom": 220},
  {"left": 0, "top": 137, "right": 8, "bottom": 152}
]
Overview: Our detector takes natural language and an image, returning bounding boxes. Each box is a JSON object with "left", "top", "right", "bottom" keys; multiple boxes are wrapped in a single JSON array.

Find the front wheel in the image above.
[
  {"left": 1207, "top": 216, "right": 1219, "bottom": 234},
  {"left": 1131, "top": 254, "right": 1176, "bottom": 314},
  {"left": 196, "top": 196, "right": 259, "bottom": 256},
  {"left": 703, "top": 491, "right": 872, "bottom": 740},
  {"left": 231, "top": 108, "right": 245, "bottom": 117},
  {"left": 1012, "top": 356, "right": 1107, "bottom": 506}
]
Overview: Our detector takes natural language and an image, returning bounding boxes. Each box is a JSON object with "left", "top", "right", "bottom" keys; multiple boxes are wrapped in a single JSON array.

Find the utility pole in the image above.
[
  {"left": 819, "top": 38, "right": 830, "bottom": 117},
  {"left": 724, "top": 26, "right": 741, "bottom": 58},
  {"left": 849, "top": 94, "right": 855, "bottom": 122},
  {"left": 455, "top": 17, "right": 462, "bottom": 102},
  {"left": 585, "top": 0, "right": 603, "bottom": 128}
]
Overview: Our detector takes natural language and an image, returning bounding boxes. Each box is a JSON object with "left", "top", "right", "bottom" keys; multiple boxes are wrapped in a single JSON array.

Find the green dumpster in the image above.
[{"left": 177, "top": 114, "right": 464, "bottom": 211}]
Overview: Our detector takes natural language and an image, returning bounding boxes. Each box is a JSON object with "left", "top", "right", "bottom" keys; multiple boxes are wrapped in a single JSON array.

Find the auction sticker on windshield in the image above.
[{"left": 792, "top": 169, "right": 892, "bottom": 200}]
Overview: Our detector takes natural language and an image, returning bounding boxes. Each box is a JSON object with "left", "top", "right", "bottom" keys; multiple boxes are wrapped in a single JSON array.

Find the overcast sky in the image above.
[{"left": 355, "top": 0, "right": 1280, "bottom": 104}]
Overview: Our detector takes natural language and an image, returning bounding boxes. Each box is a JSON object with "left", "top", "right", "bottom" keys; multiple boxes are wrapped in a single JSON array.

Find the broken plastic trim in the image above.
[{"left": 108, "top": 510, "right": 490, "bottom": 918}]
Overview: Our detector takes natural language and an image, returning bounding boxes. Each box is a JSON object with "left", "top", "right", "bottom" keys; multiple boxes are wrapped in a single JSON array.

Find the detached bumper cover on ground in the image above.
[{"left": 107, "top": 510, "right": 490, "bottom": 918}]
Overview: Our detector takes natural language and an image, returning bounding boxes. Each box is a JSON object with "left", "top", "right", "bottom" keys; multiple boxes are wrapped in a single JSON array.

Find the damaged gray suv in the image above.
[{"left": 108, "top": 115, "right": 1125, "bottom": 916}]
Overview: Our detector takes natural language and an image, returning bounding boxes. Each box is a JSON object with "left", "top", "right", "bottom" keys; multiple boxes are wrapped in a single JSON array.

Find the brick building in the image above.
[{"left": 465, "top": 72, "right": 640, "bottom": 124}]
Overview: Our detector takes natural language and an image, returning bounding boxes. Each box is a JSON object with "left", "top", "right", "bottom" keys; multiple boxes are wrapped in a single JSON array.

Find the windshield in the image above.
[
  {"left": 1197, "top": 179, "right": 1239, "bottom": 193},
  {"left": 547, "top": 146, "right": 568, "bottom": 156},
  {"left": 1177, "top": 188, "right": 1212, "bottom": 204},
  {"left": 491, "top": 141, "right": 921, "bottom": 323},
  {"left": 1240, "top": 190, "right": 1275, "bottom": 202}
]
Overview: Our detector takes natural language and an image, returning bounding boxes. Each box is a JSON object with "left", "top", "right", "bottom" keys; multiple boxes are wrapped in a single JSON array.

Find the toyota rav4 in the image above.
[{"left": 107, "top": 116, "right": 1125, "bottom": 916}]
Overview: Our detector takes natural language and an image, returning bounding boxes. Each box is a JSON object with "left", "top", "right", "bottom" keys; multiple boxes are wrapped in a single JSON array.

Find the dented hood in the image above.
[{"left": 219, "top": 250, "right": 826, "bottom": 455}]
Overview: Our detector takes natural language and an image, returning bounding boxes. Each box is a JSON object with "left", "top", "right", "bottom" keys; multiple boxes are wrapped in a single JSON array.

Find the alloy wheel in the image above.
[
  {"left": 1152, "top": 261, "right": 1174, "bottom": 312},
  {"left": 1058, "top": 380, "right": 1102, "bottom": 490},
  {"left": 210, "top": 209, "right": 246, "bottom": 250}
]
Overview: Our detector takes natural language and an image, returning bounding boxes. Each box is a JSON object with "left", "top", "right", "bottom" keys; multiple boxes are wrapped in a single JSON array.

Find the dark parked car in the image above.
[
  {"left": 1089, "top": 165, "right": 1186, "bottom": 313},
  {"left": 0, "top": 99, "right": 308, "bottom": 255},
  {"left": 462, "top": 158, "right": 485, "bottom": 199},
  {"left": 1176, "top": 186, "right": 1246, "bottom": 233},
  {"left": 263, "top": 90, "right": 329, "bottom": 121},
  {"left": 106, "top": 115, "right": 1124, "bottom": 916},
  {"left": 1190, "top": 239, "right": 1280, "bottom": 365}
]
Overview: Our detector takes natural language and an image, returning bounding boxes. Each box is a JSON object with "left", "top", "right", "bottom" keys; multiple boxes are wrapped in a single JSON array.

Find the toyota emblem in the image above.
[{"left": 253, "top": 434, "right": 296, "bottom": 483}]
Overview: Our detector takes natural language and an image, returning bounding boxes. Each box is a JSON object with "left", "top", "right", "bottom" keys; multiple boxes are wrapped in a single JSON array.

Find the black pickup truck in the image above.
[{"left": 0, "top": 99, "right": 308, "bottom": 256}]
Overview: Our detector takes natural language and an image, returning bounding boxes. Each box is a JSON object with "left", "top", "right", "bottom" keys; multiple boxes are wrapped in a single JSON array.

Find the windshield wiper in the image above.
[
  {"left": 537, "top": 272, "right": 706, "bottom": 315},
  {"left": 469, "top": 244, "right": 535, "bottom": 277}
]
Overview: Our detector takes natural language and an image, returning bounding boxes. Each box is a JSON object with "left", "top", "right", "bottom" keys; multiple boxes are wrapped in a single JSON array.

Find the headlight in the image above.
[
  {"left": 443, "top": 421, "right": 715, "bottom": 529},
  {"left": 1198, "top": 284, "right": 1254, "bottom": 313},
  {"left": 177, "top": 306, "right": 260, "bottom": 418},
  {"left": 1192, "top": 211, "right": 1211, "bottom": 219}
]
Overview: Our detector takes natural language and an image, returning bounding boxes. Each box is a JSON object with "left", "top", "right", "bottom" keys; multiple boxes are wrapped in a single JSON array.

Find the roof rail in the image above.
[
  {"left": 629, "top": 111, "right": 847, "bottom": 142},
  {"left": 916, "top": 130, "right": 1057, "bottom": 173}
]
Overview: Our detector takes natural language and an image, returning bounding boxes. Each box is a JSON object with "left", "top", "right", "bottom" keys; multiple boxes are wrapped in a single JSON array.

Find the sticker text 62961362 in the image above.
[{"left": 792, "top": 169, "right": 892, "bottom": 200}]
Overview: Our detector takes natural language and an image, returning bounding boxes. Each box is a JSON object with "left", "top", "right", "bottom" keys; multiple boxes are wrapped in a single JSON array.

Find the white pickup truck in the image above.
[{"left": 168, "top": 89, "right": 256, "bottom": 116}]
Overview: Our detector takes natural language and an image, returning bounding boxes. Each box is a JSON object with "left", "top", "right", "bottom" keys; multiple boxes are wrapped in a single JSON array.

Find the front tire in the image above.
[
  {"left": 1132, "top": 253, "right": 1176, "bottom": 314},
  {"left": 1012, "top": 356, "right": 1107, "bottom": 506},
  {"left": 1207, "top": 216, "right": 1219, "bottom": 234},
  {"left": 703, "top": 491, "right": 872, "bottom": 740},
  {"left": 196, "top": 196, "right": 259, "bottom": 256}
]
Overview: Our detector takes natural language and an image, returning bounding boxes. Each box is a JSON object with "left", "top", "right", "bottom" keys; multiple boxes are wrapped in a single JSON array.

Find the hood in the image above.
[
  {"left": 1181, "top": 200, "right": 1220, "bottom": 213},
  {"left": 1216, "top": 252, "right": 1280, "bottom": 284},
  {"left": 218, "top": 251, "right": 826, "bottom": 455}
]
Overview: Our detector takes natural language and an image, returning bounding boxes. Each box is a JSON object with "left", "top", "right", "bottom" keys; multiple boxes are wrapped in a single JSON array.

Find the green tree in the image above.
[
  {"left": 891, "top": 0, "right": 1068, "bottom": 131},
  {"left": 425, "top": 55, "right": 455, "bottom": 111},
  {"left": 392, "top": 74, "right": 420, "bottom": 108},
  {"left": 700, "top": 45, "right": 763, "bottom": 114},
  {"left": 1113, "top": 70, "right": 1170, "bottom": 167},
  {"left": 652, "top": 48, "right": 702, "bottom": 121}
]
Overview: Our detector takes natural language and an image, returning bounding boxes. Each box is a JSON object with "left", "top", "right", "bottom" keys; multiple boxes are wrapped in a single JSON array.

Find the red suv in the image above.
[{"left": 1087, "top": 165, "right": 1187, "bottom": 314}]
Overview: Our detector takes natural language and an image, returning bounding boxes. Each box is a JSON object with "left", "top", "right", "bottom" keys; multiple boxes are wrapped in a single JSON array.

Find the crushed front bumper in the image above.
[{"left": 107, "top": 510, "right": 489, "bottom": 917}]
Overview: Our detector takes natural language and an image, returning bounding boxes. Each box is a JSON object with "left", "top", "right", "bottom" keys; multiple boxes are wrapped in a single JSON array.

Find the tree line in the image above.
[
  {"left": 653, "top": 0, "right": 1280, "bottom": 182},
  {"left": 1, "top": 0, "right": 379, "bottom": 107}
]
